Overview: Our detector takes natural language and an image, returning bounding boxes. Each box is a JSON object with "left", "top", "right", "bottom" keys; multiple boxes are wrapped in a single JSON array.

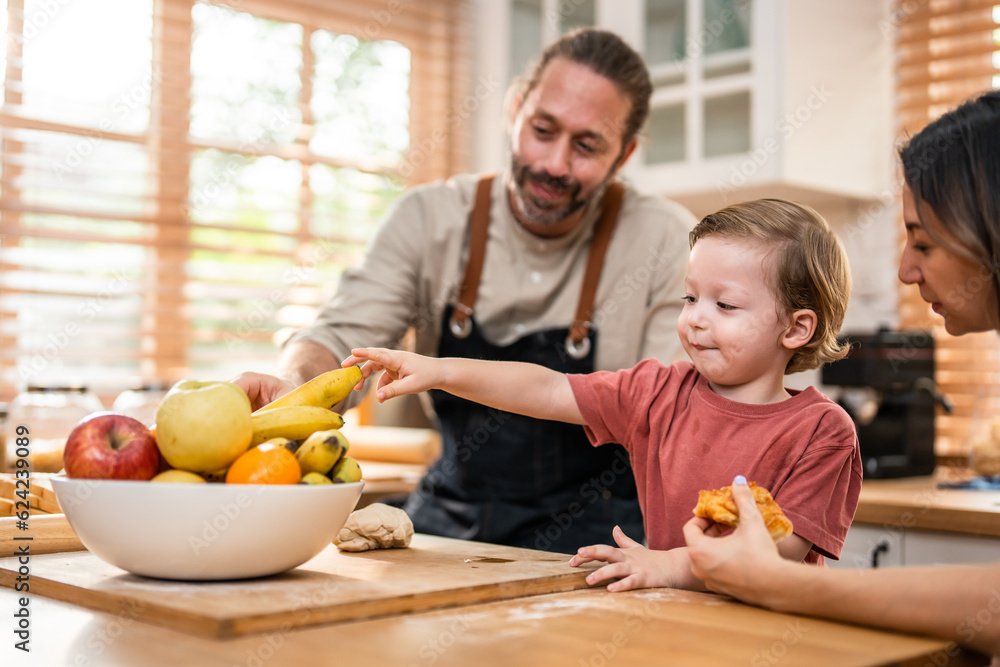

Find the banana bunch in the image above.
[
  {"left": 255, "top": 365, "right": 363, "bottom": 413},
  {"left": 249, "top": 366, "right": 362, "bottom": 446},
  {"left": 250, "top": 406, "right": 345, "bottom": 446},
  {"left": 294, "top": 429, "right": 363, "bottom": 485},
  {"left": 241, "top": 367, "right": 364, "bottom": 484}
]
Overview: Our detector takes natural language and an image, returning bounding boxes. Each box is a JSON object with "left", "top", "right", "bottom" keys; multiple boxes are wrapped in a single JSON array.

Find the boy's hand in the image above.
[
  {"left": 569, "top": 526, "right": 688, "bottom": 592},
  {"left": 342, "top": 347, "right": 441, "bottom": 402}
]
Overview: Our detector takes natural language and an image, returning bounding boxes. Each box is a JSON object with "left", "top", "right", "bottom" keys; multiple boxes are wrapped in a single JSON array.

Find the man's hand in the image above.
[
  {"left": 683, "top": 476, "right": 786, "bottom": 603},
  {"left": 228, "top": 372, "right": 297, "bottom": 412},
  {"left": 342, "top": 347, "right": 443, "bottom": 402}
]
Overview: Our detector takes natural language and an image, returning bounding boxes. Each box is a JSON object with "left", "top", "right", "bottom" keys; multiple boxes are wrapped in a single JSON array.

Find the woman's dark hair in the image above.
[
  {"left": 514, "top": 28, "right": 652, "bottom": 148},
  {"left": 899, "top": 89, "right": 1000, "bottom": 319}
]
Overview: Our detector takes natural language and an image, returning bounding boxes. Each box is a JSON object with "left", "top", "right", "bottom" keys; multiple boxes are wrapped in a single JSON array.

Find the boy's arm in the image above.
[{"left": 344, "top": 347, "right": 586, "bottom": 425}]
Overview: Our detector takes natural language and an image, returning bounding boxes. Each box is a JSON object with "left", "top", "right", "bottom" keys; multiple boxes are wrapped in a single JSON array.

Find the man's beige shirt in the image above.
[{"left": 289, "top": 171, "right": 696, "bottom": 409}]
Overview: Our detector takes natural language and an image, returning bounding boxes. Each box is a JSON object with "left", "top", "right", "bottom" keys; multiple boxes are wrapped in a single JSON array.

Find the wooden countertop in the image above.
[
  {"left": 854, "top": 471, "right": 1000, "bottom": 538},
  {"left": 1, "top": 514, "right": 990, "bottom": 665},
  {"left": 1, "top": 584, "right": 984, "bottom": 666}
]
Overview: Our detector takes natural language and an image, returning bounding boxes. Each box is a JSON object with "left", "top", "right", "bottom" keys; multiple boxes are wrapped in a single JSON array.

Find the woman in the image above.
[{"left": 683, "top": 88, "right": 1000, "bottom": 661}]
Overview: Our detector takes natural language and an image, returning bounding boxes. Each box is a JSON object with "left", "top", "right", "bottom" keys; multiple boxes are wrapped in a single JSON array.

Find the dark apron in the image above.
[{"left": 401, "top": 176, "right": 644, "bottom": 553}]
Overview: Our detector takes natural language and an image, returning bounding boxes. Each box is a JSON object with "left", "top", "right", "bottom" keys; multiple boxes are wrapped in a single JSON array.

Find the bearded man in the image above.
[{"left": 235, "top": 29, "right": 696, "bottom": 553}]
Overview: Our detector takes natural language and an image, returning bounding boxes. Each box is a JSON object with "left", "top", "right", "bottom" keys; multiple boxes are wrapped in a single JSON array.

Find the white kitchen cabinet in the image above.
[
  {"left": 830, "top": 524, "right": 1000, "bottom": 570},
  {"left": 904, "top": 531, "right": 1000, "bottom": 567},
  {"left": 830, "top": 524, "right": 904, "bottom": 571},
  {"left": 471, "top": 0, "right": 894, "bottom": 211}
]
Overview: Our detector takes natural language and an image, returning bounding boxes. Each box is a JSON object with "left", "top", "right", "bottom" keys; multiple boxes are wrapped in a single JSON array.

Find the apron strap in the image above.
[
  {"left": 449, "top": 174, "right": 495, "bottom": 338},
  {"left": 449, "top": 175, "right": 626, "bottom": 354},
  {"left": 567, "top": 182, "right": 624, "bottom": 358}
]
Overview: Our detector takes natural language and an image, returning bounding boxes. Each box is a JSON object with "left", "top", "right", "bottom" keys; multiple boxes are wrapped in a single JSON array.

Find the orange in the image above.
[{"left": 225, "top": 442, "right": 301, "bottom": 485}]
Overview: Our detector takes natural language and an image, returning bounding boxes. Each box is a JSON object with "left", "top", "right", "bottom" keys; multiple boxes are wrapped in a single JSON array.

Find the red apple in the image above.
[{"left": 63, "top": 412, "right": 161, "bottom": 481}]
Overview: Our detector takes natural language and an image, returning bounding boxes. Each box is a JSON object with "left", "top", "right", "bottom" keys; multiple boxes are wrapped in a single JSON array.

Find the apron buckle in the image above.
[
  {"left": 565, "top": 334, "right": 591, "bottom": 360},
  {"left": 449, "top": 303, "right": 474, "bottom": 339}
]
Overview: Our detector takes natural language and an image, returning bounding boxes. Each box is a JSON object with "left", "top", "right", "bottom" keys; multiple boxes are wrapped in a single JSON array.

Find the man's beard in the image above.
[{"left": 509, "top": 154, "right": 618, "bottom": 228}]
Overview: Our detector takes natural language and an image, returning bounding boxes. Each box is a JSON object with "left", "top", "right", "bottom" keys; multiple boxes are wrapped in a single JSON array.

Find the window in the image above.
[
  {"left": 0, "top": 0, "right": 471, "bottom": 403},
  {"left": 894, "top": 0, "right": 1000, "bottom": 459}
]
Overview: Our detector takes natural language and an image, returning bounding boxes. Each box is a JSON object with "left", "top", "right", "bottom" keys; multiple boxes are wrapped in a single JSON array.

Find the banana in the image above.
[
  {"left": 295, "top": 429, "right": 349, "bottom": 476},
  {"left": 299, "top": 471, "right": 334, "bottom": 485},
  {"left": 250, "top": 406, "right": 345, "bottom": 446},
  {"left": 253, "top": 366, "right": 363, "bottom": 414},
  {"left": 202, "top": 468, "right": 228, "bottom": 483},
  {"left": 330, "top": 456, "right": 362, "bottom": 483}
]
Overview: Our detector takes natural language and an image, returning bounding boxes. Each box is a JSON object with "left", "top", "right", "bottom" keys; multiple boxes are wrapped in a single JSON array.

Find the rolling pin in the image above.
[
  {"left": 0, "top": 514, "right": 85, "bottom": 556},
  {"left": 338, "top": 426, "right": 441, "bottom": 465}
]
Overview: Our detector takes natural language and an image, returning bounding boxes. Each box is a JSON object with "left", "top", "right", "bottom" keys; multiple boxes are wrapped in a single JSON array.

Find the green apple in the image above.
[{"left": 154, "top": 380, "right": 253, "bottom": 473}]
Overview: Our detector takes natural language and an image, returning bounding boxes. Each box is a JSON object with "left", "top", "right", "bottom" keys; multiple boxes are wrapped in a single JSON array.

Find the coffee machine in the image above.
[{"left": 820, "top": 328, "right": 951, "bottom": 478}]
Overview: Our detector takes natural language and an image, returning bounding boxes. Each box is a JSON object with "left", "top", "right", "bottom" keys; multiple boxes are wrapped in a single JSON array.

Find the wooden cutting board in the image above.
[
  {"left": 0, "top": 514, "right": 85, "bottom": 556},
  {"left": 0, "top": 534, "right": 595, "bottom": 638}
]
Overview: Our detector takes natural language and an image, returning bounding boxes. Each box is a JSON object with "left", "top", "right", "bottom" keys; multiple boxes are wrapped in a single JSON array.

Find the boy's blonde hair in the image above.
[{"left": 689, "top": 199, "right": 851, "bottom": 374}]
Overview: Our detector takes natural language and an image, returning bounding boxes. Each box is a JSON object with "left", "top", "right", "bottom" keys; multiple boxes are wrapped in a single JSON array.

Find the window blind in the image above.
[
  {"left": 0, "top": 0, "right": 472, "bottom": 405},
  {"left": 894, "top": 0, "right": 1000, "bottom": 458}
]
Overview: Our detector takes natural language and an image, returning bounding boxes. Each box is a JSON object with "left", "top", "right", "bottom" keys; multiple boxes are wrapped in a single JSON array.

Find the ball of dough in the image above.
[{"left": 334, "top": 503, "right": 414, "bottom": 552}]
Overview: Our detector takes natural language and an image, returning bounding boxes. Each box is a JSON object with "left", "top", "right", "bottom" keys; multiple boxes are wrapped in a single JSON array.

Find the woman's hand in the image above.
[
  {"left": 569, "top": 526, "right": 694, "bottom": 592},
  {"left": 683, "top": 476, "right": 786, "bottom": 604},
  {"left": 341, "top": 347, "right": 443, "bottom": 402}
]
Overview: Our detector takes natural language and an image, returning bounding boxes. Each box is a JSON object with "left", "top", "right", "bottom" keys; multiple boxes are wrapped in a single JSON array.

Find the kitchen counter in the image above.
[
  {"left": 0, "top": 581, "right": 985, "bottom": 666},
  {"left": 1, "top": 509, "right": 991, "bottom": 665},
  {"left": 854, "top": 471, "right": 1000, "bottom": 538}
]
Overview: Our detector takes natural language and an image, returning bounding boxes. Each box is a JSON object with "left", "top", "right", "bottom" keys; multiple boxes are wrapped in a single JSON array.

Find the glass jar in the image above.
[
  {"left": 112, "top": 382, "right": 169, "bottom": 428},
  {"left": 3, "top": 385, "right": 105, "bottom": 473}
]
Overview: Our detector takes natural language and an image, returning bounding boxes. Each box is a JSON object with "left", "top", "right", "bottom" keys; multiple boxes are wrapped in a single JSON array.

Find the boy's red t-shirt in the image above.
[{"left": 568, "top": 359, "right": 862, "bottom": 562}]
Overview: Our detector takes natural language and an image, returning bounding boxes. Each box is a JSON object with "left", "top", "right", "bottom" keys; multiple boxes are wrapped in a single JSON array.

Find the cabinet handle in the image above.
[{"left": 871, "top": 540, "right": 890, "bottom": 568}]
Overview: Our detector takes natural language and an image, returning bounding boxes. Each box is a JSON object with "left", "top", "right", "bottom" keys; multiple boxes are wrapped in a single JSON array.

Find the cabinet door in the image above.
[
  {"left": 905, "top": 531, "right": 1000, "bottom": 566},
  {"left": 508, "top": 0, "right": 597, "bottom": 83},
  {"left": 641, "top": 0, "right": 755, "bottom": 168},
  {"left": 829, "top": 524, "right": 903, "bottom": 570}
]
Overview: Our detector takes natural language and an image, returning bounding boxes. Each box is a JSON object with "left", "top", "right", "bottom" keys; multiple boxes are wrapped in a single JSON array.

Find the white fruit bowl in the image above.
[{"left": 51, "top": 476, "right": 364, "bottom": 581}]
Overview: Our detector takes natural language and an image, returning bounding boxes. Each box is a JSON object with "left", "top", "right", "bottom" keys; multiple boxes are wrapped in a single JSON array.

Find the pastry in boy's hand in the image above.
[{"left": 693, "top": 481, "right": 794, "bottom": 542}]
